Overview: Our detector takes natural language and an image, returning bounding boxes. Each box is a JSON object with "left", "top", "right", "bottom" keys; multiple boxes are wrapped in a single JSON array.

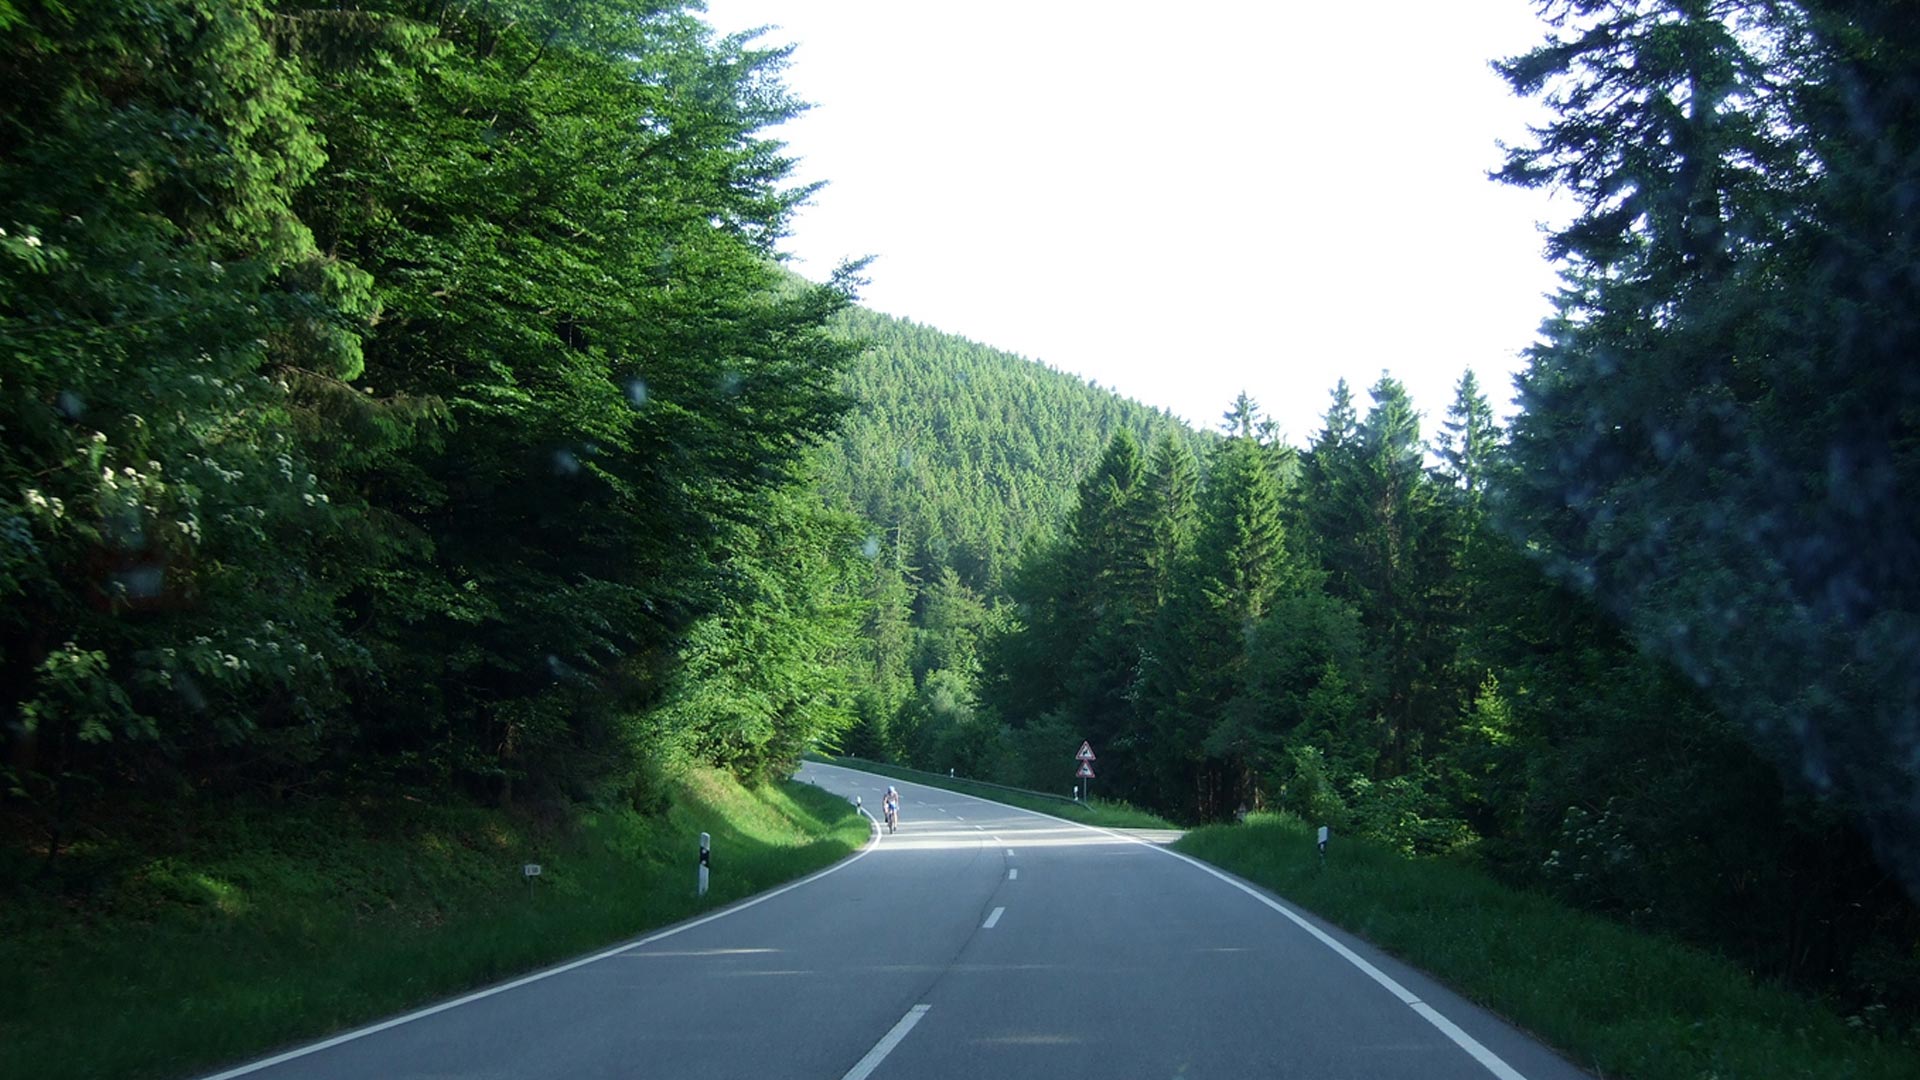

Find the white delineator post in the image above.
[{"left": 698, "top": 832, "right": 711, "bottom": 897}]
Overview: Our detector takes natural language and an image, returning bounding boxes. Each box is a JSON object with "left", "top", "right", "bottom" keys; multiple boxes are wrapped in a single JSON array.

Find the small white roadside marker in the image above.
[{"left": 982, "top": 906, "right": 1005, "bottom": 929}]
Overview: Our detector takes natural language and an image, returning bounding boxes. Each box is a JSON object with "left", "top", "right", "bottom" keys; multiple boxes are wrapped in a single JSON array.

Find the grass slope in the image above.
[
  {"left": 1176, "top": 811, "right": 1920, "bottom": 1080},
  {"left": 816, "top": 754, "right": 1176, "bottom": 829},
  {"left": 1, "top": 770, "right": 868, "bottom": 1080}
]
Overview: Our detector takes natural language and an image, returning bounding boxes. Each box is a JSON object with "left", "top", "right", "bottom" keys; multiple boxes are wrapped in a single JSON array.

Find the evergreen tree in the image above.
[
  {"left": 1433, "top": 370, "right": 1499, "bottom": 500},
  {"left": 0, "top": 0, "right": 372, "bottom": 851},
  {"left": 1137, "top": 432, "right": 1200, "bottom": 609},
  {"left": 1197, "top": 396, "right": 1288, "bottom": 628},
  {"left": 1496, "top": 0, "right": 1920, "bottom": 894},
  {"left": 1137, "top": 395, "right": 1290, "bottom": 817}
]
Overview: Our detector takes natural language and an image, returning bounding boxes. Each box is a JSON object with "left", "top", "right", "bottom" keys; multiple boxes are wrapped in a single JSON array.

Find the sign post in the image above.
[
  {"left": 1075, "top": 741, "right": 1097, "bottom": 803},
  {"left": 1317, "top": 826, "right": 1329, "bottom": 867},
  {"left": 522, "top": 863, "right": 541, "bottom": 899},
  {"left": 698, "top": 832, "right": 711, "bottom": 897}
]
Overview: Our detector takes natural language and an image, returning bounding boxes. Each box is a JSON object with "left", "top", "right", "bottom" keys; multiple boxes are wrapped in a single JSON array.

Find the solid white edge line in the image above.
[
  {"left": 811, "top": 762, "right": 1532, "bottom": 1080},
  {"left": 982, "top": 906, "right": 1005, "bottom": 929},
  {"left": 1413, "top": 1003, "right": 1530, "bottom": 1080},
  {"left": 840, "top": 1004, "right": 931, "bottom": 1080},
  {"left": 200, "top": 807, "right": 884, "bottom": 1080}
]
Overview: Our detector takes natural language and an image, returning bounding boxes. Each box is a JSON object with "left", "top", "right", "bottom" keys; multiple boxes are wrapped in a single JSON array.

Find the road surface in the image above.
[{"left": 205, "top": 761, "right": 1593, "bottom": 1080}]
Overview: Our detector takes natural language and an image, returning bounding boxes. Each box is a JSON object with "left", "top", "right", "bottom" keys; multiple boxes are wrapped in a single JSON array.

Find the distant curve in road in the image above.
[{"left": 202, "top": 762, "right": 1593, "bottom": 1080}]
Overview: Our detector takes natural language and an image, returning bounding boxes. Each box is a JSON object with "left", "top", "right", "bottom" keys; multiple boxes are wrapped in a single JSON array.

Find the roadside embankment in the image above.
[
  {"left": 1, "top": 769, "right": 868, "bottom": 1080},
  {"left": 1176, "top": 811, "right": 1920, "bottom": 1080}
]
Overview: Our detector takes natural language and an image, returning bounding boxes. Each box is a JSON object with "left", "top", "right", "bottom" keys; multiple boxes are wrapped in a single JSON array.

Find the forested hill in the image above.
[
  {"left": 818, "top": 306, "right": 1195, "bottom": 596},
  {"left": 809, "top": 306, "right": 1204, "bottom": 761}
]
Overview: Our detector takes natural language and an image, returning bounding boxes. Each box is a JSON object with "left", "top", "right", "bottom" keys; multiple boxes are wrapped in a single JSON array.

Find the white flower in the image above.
[{"left": 24, "top": 235, "right": 41, "bottom": 249}]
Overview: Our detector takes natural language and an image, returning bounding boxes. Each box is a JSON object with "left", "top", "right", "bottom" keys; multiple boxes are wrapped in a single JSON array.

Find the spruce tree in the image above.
[{"left": 1495, "top": 0, "right": 1920, "bottom": 892}]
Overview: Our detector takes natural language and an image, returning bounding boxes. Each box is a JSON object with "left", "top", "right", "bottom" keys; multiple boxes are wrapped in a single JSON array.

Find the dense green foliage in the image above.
[
  {"left": 822, "top": 307, "right": 1192, "bottom": 596},
  {"left": 905, "top": 0, "right": 1920, "bottom": 1024},
  {"left": 6, "top": 0, "right": 1920, "bottom": 1068},
  {"left": 1, "top": 2, "right": 867, "bottom": 860},
  {"left": 1495, "top": 0, "right": 1920, "bottom": 901},
  {"left": 813, "top": 305, "right": 1198, "bottom": 766}
]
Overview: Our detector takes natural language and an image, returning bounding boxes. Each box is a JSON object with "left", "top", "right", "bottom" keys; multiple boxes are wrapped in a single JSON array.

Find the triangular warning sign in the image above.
[
  {"left": 1077, "top": 761, "right": 1095, "bottom": 778},
  {"left": 1076, "top": 741, "right": 1096, "bottom": 761}
]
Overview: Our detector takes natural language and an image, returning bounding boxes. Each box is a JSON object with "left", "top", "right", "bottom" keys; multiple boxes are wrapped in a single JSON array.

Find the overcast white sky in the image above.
[{"left": 700, "top": 1, "right": 1567, "bottom": 447}]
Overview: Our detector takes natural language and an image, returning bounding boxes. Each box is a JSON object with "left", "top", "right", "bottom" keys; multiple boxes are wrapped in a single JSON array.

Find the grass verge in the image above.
[
  {"left": 813, "top": 754, "right": 1177, "bottom": 830},
  {"left": 0, "top": 768, "right": 868, "bottom": 1080},
  {"left": 1175, "top": 811, "right": 1920, "bottom": 1080}
]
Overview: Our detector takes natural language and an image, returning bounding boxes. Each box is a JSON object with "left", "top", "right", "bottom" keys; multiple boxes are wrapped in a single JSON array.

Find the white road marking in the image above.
[
  {"left": 810, "top": 762, "right": 1533, "bottom": 1080},
  {"left": 1008, "top": 868, "right": 1018, "bottom": 880},
  {"left": 1411, "top": 1004, "right": 1529, "bottom": 1080},
  {"left": 201, "top": 813, "right": 885, "bottom": 1080},
  {"left": 982, "top": 906, "right": 1005, "bottom": 929},
  {"left": 991, "top": 835, "right": 1003, "bottom": 843},
  {"left": 840, "top": 1004, "right": 932, "bottom": 1080},
  {"left": 973, "top": 825, "right": 984, "bottom": 831},
  {"left": 955, "top": 815, "right": 965, "bottom": 821}
]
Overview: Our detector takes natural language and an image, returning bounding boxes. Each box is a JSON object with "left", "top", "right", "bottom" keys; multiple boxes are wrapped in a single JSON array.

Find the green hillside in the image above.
[
  {"left": 821, "top": 306, "right": 1196, "bottom": 594},
  {"left": 813, "top": 306, "right": 1206, "bottom": 762}
]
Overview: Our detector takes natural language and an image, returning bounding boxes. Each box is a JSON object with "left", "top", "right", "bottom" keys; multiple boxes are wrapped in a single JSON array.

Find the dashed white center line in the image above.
[
  {"left": 982, "top": 906, "right": 1005, "bottom": 929},
  {"left": 1006, "top": 849, "right": 1015, "bottom": 857},
  {"left": 991, "top": 835, "right": 1003, "bottom": 843},
  {"left": 973, "top": 825, "right": 984, "bottom": 831},
  {"left": 1008, "top": 868, "right": 1018, "bottom": 880},
  {"left": 954, "top": 815, "right": 965, "bottom": 821},
  {"left": 840, "top": 1004, "right": 932, "bottom": 1080}
]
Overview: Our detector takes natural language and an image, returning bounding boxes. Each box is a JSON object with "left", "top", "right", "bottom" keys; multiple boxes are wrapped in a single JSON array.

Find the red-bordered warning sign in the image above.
[
  {"left": 1077, "top": 761, "right": 1095, "bottom": 778},
  {"left": 1076, "top": 741, "right": 1096, "bottom": 762}
]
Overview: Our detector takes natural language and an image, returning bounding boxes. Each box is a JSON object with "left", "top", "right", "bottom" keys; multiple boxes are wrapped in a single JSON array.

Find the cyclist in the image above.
[{"left": 883, "top": 786, "right": 900, "bottom": 832}]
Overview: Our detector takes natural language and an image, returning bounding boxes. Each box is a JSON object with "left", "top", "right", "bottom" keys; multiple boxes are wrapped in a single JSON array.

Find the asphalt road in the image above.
[{"left": 205, "top": 762, "right": 1594, "bottom": 1080}]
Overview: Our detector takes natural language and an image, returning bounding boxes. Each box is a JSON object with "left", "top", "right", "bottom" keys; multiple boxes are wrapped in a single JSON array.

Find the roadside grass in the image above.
[
  {"left": 1176, "top": 811, "right": 1920, "bottom": 1080},
  {"left": 0, "top": 770, "right": 868, "bottom": 1080},
  {"left": 812, "top": 754, "right": 1177, "bottom": 830}
]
